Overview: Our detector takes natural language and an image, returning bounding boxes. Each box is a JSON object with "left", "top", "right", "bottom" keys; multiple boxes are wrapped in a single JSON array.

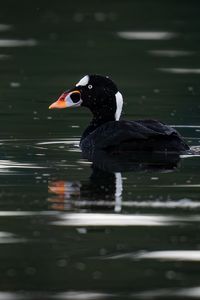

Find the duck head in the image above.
[{"left": 49, "top": 74, "right": 123, "bottom": 122}]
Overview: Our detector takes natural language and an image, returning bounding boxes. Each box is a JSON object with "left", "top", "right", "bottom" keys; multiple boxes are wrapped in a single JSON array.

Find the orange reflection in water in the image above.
[{"left": 48, "top": 180, "right": 81, "bottom": 211}]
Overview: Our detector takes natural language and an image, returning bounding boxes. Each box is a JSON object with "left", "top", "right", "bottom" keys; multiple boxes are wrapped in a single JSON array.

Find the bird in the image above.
[{"left": 49, "top": 74, "right": 189, "bottom": 153}]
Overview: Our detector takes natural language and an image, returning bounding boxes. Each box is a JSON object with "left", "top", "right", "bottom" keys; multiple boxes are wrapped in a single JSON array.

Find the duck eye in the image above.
[
  {"left": 70, "top": 92, "right": 81, "bottom": 103},
  {"left": 88, "top": 85, "right": 93, "bottom": 89}
]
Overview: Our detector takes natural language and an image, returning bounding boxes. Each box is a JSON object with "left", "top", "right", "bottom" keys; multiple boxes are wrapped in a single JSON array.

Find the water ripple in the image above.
[
  {"left": 103, "top": 250, "right": 200, "bottom": 262},
  {"left": 0, "top": 39, "right": 37, "bottom": 47},
  {"left": 136, "top": 250, "right": 200, "bottom": 261},
  {"left": 54, "top": 291, "right": 112, "bottom": 300},
  {"left": 148, "top": 50, "right": 194, "bottom": 57},
  {"left": 0, "top": 291, "right": 115, "bottom": 300},
  {"left": 52, "top": 213, "right": 175, "bottom": 227},
  {"left": 37, "top": 139, "right": 79, "bottom": 146},
  {"left": 0, "top": 232, "right": 26, "bottom": 244},
  {"left": 172, "top": 125, "right": 200, "bottom": 128},
  {"left": 134, "top": 286, "right": 200, "bottom": 299},
  {"left": 0, "top": 211, "right": 58, "bottom": 217},
  {"left": 158, "top": 68, "right": 200, "bottom": 74},
  {"left": 65, "top": 199, "right": 200, "bottom": 209},
  {"left": 0, "top": 24, "right": 12, "bottom": 31},
  {"left": 52, "top": 213, "right": 200, "bottom": 227},
  {"left": 0, "top": 292, "right": 23, "bottom": 300},
  {"left": 117, "top": 31, "right": 176, "bottom": 40},
  {"left": 0, "top": 54, "right": 11, "bottom": 60},
  {"left": 0, "top": 160, "right": 45, "bottom": 170}
]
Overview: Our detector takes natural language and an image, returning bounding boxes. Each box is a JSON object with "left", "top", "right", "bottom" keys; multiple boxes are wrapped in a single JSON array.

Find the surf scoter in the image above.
[{"left": 49, "top": 74, "right": 189, "bottom": 153}]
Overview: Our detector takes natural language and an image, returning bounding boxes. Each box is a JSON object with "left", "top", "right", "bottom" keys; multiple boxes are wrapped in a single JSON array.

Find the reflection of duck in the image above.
[
  {"left": 48, "top": 168, "right": 122, "bottom": 212},
  {"left": 82, "top": 149, "right": 180, "bottom": 173},
  {"left": 48, "top": 150, "right": 179, "bottom": 212},
  {"left": 48, "top": 180, "right": 81, "bottom": 211},
  {"left": 49, "top": 74, "right": 189, "bottom": 153}
]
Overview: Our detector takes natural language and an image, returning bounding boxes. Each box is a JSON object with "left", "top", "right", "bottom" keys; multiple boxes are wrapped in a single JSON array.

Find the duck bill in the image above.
[
  {"left": 49, "top": 90, "right": 82, "bottom": 109},
  {"left": 49, "top": 99, "right": 67, "bottom": 109},
  {"left": 49, "top": 92, "right": 68, "bottom": 109}
]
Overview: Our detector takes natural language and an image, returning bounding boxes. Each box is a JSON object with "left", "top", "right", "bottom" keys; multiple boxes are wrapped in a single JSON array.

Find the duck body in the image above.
[
  {"left": 49, "top": 74, "right": 189, "bottom": 154},
  {"left": 80, "top": 119, "right": 189, "bottom": 153}
]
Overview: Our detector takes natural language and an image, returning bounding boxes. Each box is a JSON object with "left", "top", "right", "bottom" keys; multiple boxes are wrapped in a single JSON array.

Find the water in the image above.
[{"left": 0, "top": 0, "right": 200, "bottom": 299}]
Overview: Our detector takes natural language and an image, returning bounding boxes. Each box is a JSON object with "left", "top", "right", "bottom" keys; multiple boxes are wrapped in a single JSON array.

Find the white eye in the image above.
[{"left": 88, "top": 85, "right": 93, "bottom": 89}]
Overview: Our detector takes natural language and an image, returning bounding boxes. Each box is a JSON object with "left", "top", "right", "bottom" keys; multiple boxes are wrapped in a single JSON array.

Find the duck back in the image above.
[{"left": 80, "top": 120, "right": 189, "bottom": 153}]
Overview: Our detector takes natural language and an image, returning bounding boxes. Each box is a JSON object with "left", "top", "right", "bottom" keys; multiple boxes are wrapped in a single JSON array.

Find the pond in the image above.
[{"left": 0, "top": 0, "right": 200, "bottom": 299}]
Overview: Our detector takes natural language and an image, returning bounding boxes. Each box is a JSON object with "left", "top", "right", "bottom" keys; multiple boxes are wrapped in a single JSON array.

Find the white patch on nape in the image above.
[
  {"left": 115, "top": 91, "right": 123, "bottom": 121},
  {"left": 114, "top": 172, "right": 123, "bottom": 212},
  {"left": 76, "top": 75, "right": 89, "bottom": 87}
]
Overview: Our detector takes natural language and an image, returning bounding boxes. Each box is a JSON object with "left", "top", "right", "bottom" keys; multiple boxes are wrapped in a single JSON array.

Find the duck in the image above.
[{"left": 49, "top": 74, "right": 189, "bottom": 153}]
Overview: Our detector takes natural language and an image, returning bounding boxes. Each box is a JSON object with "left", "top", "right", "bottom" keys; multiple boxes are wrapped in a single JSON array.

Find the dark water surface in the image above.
[{"left": 0, "top": 1, "right": 200, "bottom": 299}]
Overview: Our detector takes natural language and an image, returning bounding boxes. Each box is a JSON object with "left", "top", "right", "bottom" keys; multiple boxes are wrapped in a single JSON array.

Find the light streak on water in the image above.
[
  {"left": 104, "top": 250, "right": 200, "bottom": 262},
  {"left": 37, "top": 139, "right": 79, "bottom": 146},
  {"left": 136, "top": 250, "right": 200, "bottom": 261},
  {"left": 63, "top": 199, "right": 200, "bottom": 209},
  {"left": 158, "top": 68, "right": 200, "bottom": 74},
  {"left": 0, "top": 39, "right": 37, "bottom": 47},
  {"left": 0, "top": 211, "right": 58, "bottom": 217},
  {"left": 117, "top": 31, "right": 176, "bottom": 40},
  {"left": 54, "top": 291, "right": 111, "bottom": 299},
  {"left": 134, "top": 286, "right": 200, "bottom": 299},
  {"left": 0, "top": 232, "right": 26, "bottom": 244},
  {"left": 148, "top": 50, "right": 194, "bottom": 57},
  {"left": 0, "top": 54, "right": 11, "bottom": 60},
  {"left": 52, "top": 213, "right": 176, "bottom": 227},
  {"left": 0, "top": 160, "right": 45, "bottom": 169},
  {"left": 0, "top": 24, "right": 12, "bottom": 31}
]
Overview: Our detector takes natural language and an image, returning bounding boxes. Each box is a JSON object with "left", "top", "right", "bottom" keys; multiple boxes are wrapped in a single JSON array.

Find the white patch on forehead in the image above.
[
  {"left": 76, "top": 75, "right": 89, "bottom": 87},
  {"left": 115, "top": 91, "right": 123, "bottom": 121}
]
